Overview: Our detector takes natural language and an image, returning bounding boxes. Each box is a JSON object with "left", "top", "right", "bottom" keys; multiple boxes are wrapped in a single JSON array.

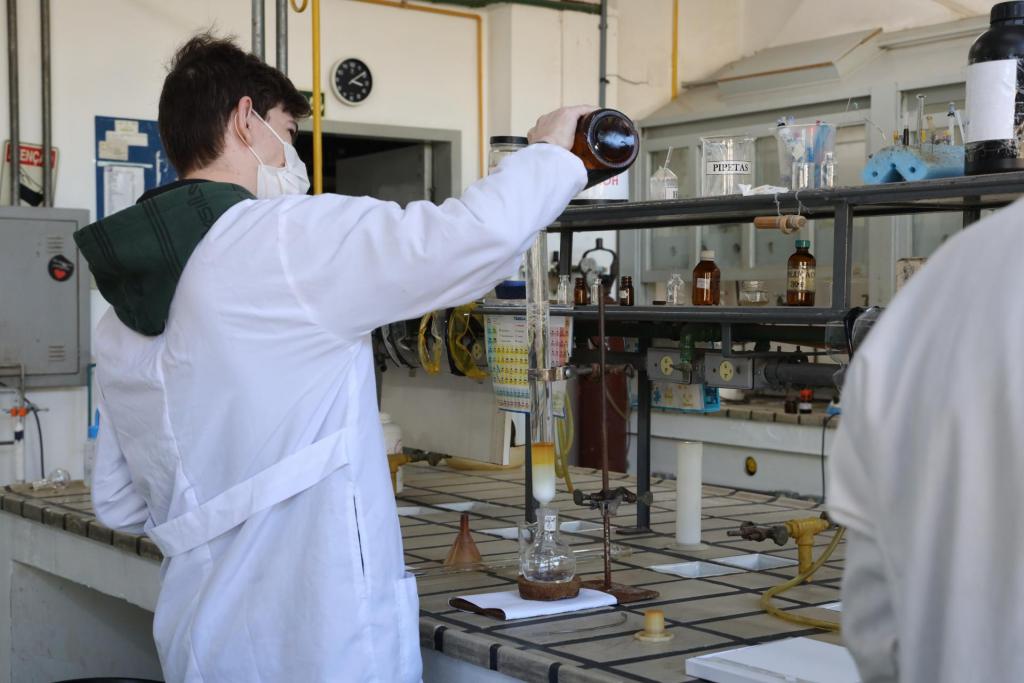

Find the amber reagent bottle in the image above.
[
  {"left": 787, "top": 240, "right": 816, "bottom": 306},
  {"left": 692, "top": 251, "right": 720, "bottom": 306},
  {"left": 573, "top": 277, "right": 589, "bottom": 305},
  {"left": 571, "top": 109, "right": 639, "bottom": 189},
  {"left": 619, "top": 276, "right": 635, "bottom": 306}
]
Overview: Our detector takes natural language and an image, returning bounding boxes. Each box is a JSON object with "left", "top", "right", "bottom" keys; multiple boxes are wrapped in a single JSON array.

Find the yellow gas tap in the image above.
[
  {"left": 728, "top": 514, "right": 835, "bottom": 581},
  {"left": 783, "top": 517, "right": 832, "bottom": 578}
]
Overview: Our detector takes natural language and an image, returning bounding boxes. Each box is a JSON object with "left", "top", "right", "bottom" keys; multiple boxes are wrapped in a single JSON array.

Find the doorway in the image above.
[{"left": 295, "top": 120, "right": 461, "bottom": 204}]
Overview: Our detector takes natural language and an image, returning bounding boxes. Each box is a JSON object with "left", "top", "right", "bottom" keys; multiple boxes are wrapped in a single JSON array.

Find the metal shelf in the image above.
[
  {"left": 485, "top": 172, "right": 1024, "bottom": 532},
  {"left": 549, "top": 171, "right": 1024, "bottom": 231},
  {"left": 478, "top": 304, "right": 846, "bottom": 325}
]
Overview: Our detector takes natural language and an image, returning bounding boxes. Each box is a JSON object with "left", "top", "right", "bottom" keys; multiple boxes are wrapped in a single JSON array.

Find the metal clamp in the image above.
[
  {"left": 573, "top": 486, "right": 654, "bottom": 517},
  {"left": 528, "top": 365, "right": 600, "bottom": 382}
]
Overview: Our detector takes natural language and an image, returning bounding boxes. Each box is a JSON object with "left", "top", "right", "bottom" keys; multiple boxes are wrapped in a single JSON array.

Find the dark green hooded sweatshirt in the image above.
[{"left": 73, "top": 181, "right": 254, "bottom": 336}]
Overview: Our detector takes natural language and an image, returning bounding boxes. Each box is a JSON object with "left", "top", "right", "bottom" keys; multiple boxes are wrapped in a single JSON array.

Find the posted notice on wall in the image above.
[
  {"left": 484, "top": 315, "right": 573, "bottom": 415},
  {"left": 103, "top": 165, "right": 147, "bottom": 216}
]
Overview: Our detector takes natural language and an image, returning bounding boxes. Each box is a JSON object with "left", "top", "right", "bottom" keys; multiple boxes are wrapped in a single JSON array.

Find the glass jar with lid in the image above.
[
  {"left": 489, "top": 136, "right": 529, "bottom": 175},
  {"left": 739, "top": 280, "right": 770, "bottom": 306}
]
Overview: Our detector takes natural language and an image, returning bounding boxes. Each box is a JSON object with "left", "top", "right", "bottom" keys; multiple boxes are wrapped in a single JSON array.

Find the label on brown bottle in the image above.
[
  {"left": 696, "top": 277, "right": 711, "bottom": 290},
  {"left": 787, "top": 265, "right": 816, "bottom": 292}
]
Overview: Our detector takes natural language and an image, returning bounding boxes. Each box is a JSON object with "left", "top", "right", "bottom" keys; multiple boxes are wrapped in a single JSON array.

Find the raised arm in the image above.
[{"left": 277, "top": 108, "right": 592, "bottom": 340}]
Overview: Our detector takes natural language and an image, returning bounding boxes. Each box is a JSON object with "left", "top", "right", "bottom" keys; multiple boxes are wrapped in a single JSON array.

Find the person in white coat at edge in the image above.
[
  {"left": 75, "top": 33, "right": 592, "bottom": 683},
  {"left": 828, "top": 198, "right": 1024, "bottom": 681}
]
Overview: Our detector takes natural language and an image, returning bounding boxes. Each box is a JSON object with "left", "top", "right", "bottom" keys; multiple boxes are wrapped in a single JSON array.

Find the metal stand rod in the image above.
[
  {"left": 7, "top": 0, "right": 20, "bottom": 206},
  {"left": 559, "top": 231, "right": 573, "bottom": 277},
  {"left": 41, "top": 0, "right": 52, "bottom": 206},
  {"left": 275, "top": 0, "right": 288, "bottom": 73},
  {"left": 251, "top": 0, "right": 266, "bottom": 60},
  {"left": 598, "top": 0, "right": 608, "bottom": 108},
  {"left": 831, "top": 201, "right": 853, "bottom": 309},
  {"left": 598, "top": 284, "right": 612, "bottom": 589},
  {"left": 635, "top": 338, "right": 652, "bottom": 532},
  {"left": 962, "top": 198, "right": 981, "bottom": 228}
]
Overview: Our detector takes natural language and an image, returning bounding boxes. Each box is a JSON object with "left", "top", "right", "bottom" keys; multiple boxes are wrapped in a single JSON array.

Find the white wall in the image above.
[{"left": 0, "top": 0, "right": 517, "bottom": 478}]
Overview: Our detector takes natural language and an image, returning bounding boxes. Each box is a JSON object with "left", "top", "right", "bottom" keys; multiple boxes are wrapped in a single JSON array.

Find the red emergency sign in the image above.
[{"left": 4, "top": 143, "right": 58, "bottom": 167}]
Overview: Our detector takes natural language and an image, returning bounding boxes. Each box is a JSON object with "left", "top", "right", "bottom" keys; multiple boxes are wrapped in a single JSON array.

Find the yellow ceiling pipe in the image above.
[
  {"left": 347, "top": 0, "right": 484, "bottom": 180},
  {"left": 289, "top": 0, "right": 325, "bottom": 193},
  {"left": 671, "top": 0, "right": 679, "bottom": 100}
]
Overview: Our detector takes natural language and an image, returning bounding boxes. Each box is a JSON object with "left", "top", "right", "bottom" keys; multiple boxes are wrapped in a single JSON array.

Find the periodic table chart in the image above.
[{"left": 484, "top": 315, "right": 573, "bottom": 415}]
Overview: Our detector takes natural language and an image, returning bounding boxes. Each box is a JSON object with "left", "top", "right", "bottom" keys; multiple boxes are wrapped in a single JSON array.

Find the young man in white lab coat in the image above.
[
  {"left": 76, "top": 34, "right": 591, "bottom": 682},
  {"left": 829, "top": 202, "right": 1024, "bottom": 681}
]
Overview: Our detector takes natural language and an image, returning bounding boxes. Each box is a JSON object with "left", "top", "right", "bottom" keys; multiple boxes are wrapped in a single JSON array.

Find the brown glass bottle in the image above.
[
  {"left": 571, "top": 109, "right": 640, "bottom": 189},
  {"left": 573, "top": 277, "right": 589, "bottom": 305},
  {"left": 619, "top": 276, "right": 635, "bottom": 306},
  {"left": 692, "top": 251, "right": 720, "bottom": 305},
  {"left": 786, "top": 240, "right": 816, "bottom": 306}
]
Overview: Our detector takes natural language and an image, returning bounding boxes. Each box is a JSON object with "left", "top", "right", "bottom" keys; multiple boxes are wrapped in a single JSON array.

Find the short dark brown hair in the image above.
[{"left": 158, "top": 33, "right": 311, "bottom": 176}]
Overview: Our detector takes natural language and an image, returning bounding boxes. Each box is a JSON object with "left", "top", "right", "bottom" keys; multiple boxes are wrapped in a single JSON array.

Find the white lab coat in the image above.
[
  {"left": 829, "top": 198, "right": 1024, "bottom": 682},
  {"left": 90, "top": 143, "right": 586, "bottom": 682}
]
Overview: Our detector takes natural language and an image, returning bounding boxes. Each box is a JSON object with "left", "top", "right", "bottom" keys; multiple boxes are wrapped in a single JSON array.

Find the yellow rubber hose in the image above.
[
  {"left": 760, "top": 526, "right": 845, "bottom": 632},
  {"left": 446, "top": 456, "right": 520, "bottom": 472}
]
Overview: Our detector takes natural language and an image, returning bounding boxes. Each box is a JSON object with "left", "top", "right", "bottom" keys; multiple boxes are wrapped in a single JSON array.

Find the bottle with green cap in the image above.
[{"left": 787, "top": 240, "right": 816, "bottom": 306}]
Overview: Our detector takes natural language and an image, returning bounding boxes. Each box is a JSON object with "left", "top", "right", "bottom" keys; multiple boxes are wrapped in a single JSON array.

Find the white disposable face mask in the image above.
[{"left": 244, "top": 110, "right": 310, "bottom": 199}]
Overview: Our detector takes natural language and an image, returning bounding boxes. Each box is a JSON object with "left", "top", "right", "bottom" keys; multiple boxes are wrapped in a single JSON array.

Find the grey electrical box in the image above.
[{"left": 0, "top": 207, "right": 91, "bottom": 388}]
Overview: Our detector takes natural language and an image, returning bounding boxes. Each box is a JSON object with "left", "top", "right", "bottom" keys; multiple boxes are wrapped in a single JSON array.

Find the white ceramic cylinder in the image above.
[
  {"left": 380, "top": 413, "right": 404, "bottom": 493},
  {"left": 675, "top": 441, "right": 703, "bottom": 547}
]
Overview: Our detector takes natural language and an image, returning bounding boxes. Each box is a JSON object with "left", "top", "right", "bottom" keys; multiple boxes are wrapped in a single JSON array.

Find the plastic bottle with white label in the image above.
[
  {"left": 692, "top": 251, "right": 720, "bottom": 306},
  {"left": 649, "top": 165, "right": 678, "bottom": 200},
  {"left": 965, "top": 1, "right": 1024, "bottom": 175}
]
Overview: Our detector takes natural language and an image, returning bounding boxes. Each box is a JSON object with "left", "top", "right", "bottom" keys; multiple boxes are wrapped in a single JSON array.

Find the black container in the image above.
[
  {"left": 570, "top": 109, "right": 639, "bottom": 188},
  {"left": 966, "top": 1, "right": 1024, "bottom": 174}
]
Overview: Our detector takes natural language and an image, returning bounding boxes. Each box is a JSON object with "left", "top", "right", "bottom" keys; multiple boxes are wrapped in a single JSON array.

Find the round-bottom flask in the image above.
[{"left": 523, "top": 507, "right": 576, "bottom": 583}]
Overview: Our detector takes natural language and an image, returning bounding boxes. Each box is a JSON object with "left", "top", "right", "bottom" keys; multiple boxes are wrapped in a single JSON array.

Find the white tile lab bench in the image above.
[{"left": 0, "top": 482, "right": 513, "bottom": 683}]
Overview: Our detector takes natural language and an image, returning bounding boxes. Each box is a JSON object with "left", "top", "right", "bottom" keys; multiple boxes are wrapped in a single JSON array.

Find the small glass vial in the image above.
[
  {"left": 555, "top": 274, "right": 572, "bottom": 305},
  {"left": 522, "top": 507, "right": 576, "bottom": 583},
  {"left": 739, "top": 280, "right": 769, "bottom": 307},
  {"left": 666, "top": 274, "right": 686, "bottom": 305},
  {"left": 798, "top": 388, "right": 814, "bottom": 414},
  {"left": 619, "top": 276, "right": 635, "bottom": 306},
  {"left": 787, "top": 240, "right": 816, "bottom": 306},
  {"left": 692, "top": 250, "right": 721, "bottom": 306},
  {"left": 589, "top": 279, "right": 601, "bottom": 305},
  {"left": 573, "top": 277, "right": 589, "bottom": 305}
]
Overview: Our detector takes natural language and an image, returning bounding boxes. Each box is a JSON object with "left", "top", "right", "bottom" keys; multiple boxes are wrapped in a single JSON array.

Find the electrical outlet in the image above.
[{"left": 704, "top": 353, "right": 754, "bottom": 389}]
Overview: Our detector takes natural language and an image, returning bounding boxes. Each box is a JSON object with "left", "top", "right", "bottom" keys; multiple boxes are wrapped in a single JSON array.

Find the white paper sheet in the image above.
[
  {"left": 103, "top": 164, "right": 145, "bottom": 215},
  {"left": 451, "top": 588, "right": 616, "bottom": 620}
]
